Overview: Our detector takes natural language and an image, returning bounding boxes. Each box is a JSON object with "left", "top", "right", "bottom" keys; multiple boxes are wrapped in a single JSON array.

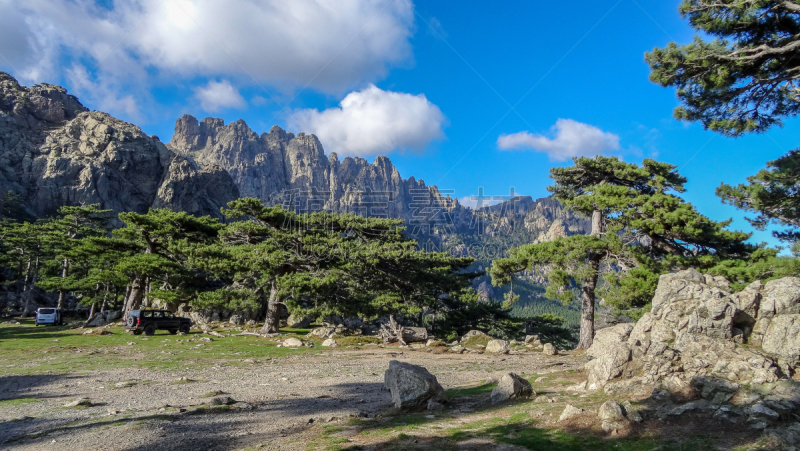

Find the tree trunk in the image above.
[
  {"left": 591, "top": 209, "right": 602, "bottom": 236},
  {"left": 56, "top": 258, "right": 68, "bottom": 310},
  {"left": 86, "top": 302, "right": 96, "bottom": 322},
  {"left": 123, "top": 276, "right": 146, "bottom": 320},
  {"left": 577, "top": 255, "right": 600, "bottom": 349},
  {"left": 260, "top": 280, "right": 281, "bottom": 334},
  {"left": 21, "top": 258, "right": 38, "bottom": 318},
  {"left": 577, "top": 208, "right": 603, "bottom": 350}
]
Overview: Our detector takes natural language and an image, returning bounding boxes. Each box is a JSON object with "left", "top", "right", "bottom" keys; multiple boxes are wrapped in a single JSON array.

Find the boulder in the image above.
[
  {"left": 558, "top": 404, "right": 583, "bottom": 422},
  {"left": 402, "top": 327, "right": 428, "bottom": 343},
  {"left": 761, "top": 314, "right": 800, "bottom": 363},
  {"left": 283, "top": 337, "right": 303, "bottom": 347},
  {"left": 460, "top": 330, "right": 487, "bottom": 343},
  {"left": 598, "top": 400, "right": 627, "bottom": 432},
  {"left": 287, "top": 313, "right": 313, "bottom": 329},
  {"left": 321, "top": 338, "right": 338, "bottom": 347},
  {"left": 542, "top": 343, "right": 558, "bottom": 355},
  {"left": 384, "top": 360, "right": 446, "bottom": 410},
  {"left": 524, "top": 334, "right": 542, "bottom": 346},
  {"left": 449, "top": 345, "right": 465, "bottom": 354},
  {"left": 490, "top": 373, "right": 534, "bottom": 403},
  {"left": 228, "top": 313, "right": 245, "bottom": 325},
  {"left": 486, "top": 339, "right": 510, "bottom": 354},
  {"left": 759, "top": 277, "right": 800, "bottom": 318}
]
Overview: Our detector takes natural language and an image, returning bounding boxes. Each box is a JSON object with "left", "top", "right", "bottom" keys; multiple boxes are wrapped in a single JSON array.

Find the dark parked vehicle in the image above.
[{"left": 125, "top": 310, "right": 192, "bottom": 336}]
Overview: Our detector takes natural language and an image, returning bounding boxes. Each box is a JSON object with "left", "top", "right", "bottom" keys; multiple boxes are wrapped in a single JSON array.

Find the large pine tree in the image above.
[{"left": 491, "top": 156, "right": 751, "bottom": 349}]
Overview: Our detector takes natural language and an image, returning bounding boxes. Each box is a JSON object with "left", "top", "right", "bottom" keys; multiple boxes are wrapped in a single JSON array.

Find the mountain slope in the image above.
[{"left": 0, "top": 73, "right": 239, "bottom": 221}]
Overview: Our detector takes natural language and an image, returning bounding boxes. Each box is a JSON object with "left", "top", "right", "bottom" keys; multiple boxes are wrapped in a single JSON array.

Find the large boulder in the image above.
[
  {"left": 384, "top": 360, "right": 446, "bottom": 410},
  {"left": 287, "top": 313, "right": 313, "bottom": 329},
  {"left": 490, "top": 373, "right": 534, "bottom": 403},
  {"left": 584, "top": 269, "right": 799, "bottom": 396},
  {"left": 485, "top": 339, "right": 509, "bottom": 354}
]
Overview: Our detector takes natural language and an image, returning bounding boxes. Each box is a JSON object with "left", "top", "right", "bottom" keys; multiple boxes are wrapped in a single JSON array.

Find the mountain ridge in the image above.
[{"left": 0, "top": 72, "right": 589, "bottom": 249}]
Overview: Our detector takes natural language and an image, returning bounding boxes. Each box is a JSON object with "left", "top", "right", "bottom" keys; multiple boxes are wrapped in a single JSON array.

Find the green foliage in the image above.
[
  {"left": 492, "top": 156, "right": 753, "bottom": 337},
  {"left": 646, "top": 1, "right": 800, "bottom": 137},
  {"left": 707, "top": 245, "right": 800, "bottom": 291},
  {"left": 717, "top": 149, "right": 800, "bottom": 243}
]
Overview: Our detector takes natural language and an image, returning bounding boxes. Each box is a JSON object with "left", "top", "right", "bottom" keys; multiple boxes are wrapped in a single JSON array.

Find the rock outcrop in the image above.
[
  {"left": 0, "top": 73, "right": 239, "bottom": 221},
  {"left": 584, "top": 269, "right": 800, "bottom": 430}
]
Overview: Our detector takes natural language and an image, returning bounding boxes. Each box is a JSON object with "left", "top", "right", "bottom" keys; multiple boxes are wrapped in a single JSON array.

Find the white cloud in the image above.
[
  {"left": 193, "top": 80, "right": 246, "bottom": 112},
  {"left": 497, "top": 119, "right": 620, "bottom": 161},
  {"left": 0, "top": 0, "right": 415, "bottom": 94},
  {"left": 290, "top": 85, "right": 446, "bottom": 157}
]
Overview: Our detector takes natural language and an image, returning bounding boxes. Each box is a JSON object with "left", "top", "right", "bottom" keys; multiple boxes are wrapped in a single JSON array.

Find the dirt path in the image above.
[{"left": 0, "top": 349, "right": 583, "bottom": 451}]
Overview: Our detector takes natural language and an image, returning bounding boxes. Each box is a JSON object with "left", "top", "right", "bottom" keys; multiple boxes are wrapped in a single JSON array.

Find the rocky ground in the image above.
[{"left": 0, "top": 344, "right": 583, "bottom": 451}]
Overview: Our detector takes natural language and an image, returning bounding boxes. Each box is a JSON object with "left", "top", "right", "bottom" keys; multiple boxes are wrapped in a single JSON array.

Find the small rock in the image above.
[
  {"left": 559, "top": 404, "right": 583, "bottom": 422},
  {"left": 210, "top": 396, "right": 235, "bottom": 405},
  {"left": 283, "top": 337, "right": 303, "bottom": 347},
  {"left": 64, "top": 398, "right": 90, "bottom": 408},
  {"left": 448, "top": 345, "right": 465, "bottom": 354},
  {"left": 107, "top": 409, "right": 120, "bottom": 416},
  {"left": 427, "top": 400, "right": 445, "bottom": 411},
  {"left": 321, "top": 338, "right": 338, "bottom": 347},
  {"left": 490, "top": 373, "right": 534, "bottom": 404},
  {"left": 542, "top": 343, "right": 557, "bottom": 355}
]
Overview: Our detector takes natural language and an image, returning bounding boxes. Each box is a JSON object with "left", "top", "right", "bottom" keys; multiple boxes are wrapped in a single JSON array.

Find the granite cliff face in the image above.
[
  {"left": 0, "top": 73, "right": 239, "bottom": 220},
  {"left": 167, "top": 114, "right": 590, "bottom": 245}
]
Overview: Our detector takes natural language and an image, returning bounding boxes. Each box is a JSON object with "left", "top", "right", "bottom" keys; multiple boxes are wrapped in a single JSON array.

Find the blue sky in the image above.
[{"left": 1, "top": 0, "right": 794, "bottom": 248}]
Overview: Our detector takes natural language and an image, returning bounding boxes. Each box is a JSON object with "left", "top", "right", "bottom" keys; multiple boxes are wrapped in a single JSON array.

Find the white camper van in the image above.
[{"left": 35, "top": 308, "right": 62, "bottom": 326}]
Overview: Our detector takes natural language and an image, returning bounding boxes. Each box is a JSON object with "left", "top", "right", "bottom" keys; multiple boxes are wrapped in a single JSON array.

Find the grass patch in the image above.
[
  {"left": 0, "top": 397, "right": 41, "bottom": 406},
  {"left": 446, "top": 382, "right": 496, "bottom": 399},
  {"left": 335, "top": 336, "right": 382, "bottom": 346},
  {"left": 0, "top": 319, "right": 320, "bottom": 376},
  {"left": 201, "top": 390, "right": 227, "bottom": 398},
  {"left": 462, "top": 334, "right": 491, "bottom": 348}
]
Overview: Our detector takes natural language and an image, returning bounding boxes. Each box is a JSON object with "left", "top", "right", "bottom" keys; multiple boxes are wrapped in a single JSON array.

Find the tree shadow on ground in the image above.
[{"left": 323, "top": 375, "right": 793, "bottom": 451}]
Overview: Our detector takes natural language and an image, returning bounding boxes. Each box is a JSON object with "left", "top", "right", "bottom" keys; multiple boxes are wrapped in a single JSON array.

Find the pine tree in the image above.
[
  {"left": 114, "top": 209, "right": 223, "bottom": 319},
  {"left": 648, "top": 1, "right": 800, "bottom": 244},
  {"left": 491, "top": 156, "right": 751, "bottom": 349}
]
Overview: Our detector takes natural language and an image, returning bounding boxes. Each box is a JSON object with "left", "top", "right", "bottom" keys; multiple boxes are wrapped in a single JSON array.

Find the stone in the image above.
[
  {"left": 486, "top": 339, "right": 510, "bottom": 354},
  {"left": 746, "top": 403, "right": 780, "bottom": 420},
  {"left": 287, "top": 313, "right": 313, "bottom": 329},
  {"left": 524, "top": 334, "right": 541, "bottom": 345},
  {"left": 321, "top": 338, "right": 337, "bottom": 347},
  {"left": 542, "top": 343, "right": 557, "bottom": 355},
  {"left": 384, "top": 360, "right": 446, "bottom": 410},
  {"left": 759, "top": 277, "right": 800, "bottom": 318},
  {"left": 64, "top": 398, "right": 90, "bottom": 408},
  {"left": 228, "top": 313, "right": 245, "bottom": 325},
  {"left": 598, "top": 400, "right": 628, "bottom": 431},
  {"left": 558, "top": 404, "right": 583, "bottom": 422},
  {"left": 460, "top": 330, "right": 487, "bottom": 343},
  {"left": 449, "top": 345, "right": 465, "bottom": 354},
  {"left": 490, "top": 373, "right": 534, "bottom": 403},
  {"left": 761, "top": 314, "right": 800, "bottom": 362},
  {"left": 622, "top": 400, "right": 642, "bottom": 422},
  {"left": 210, "top": 396, "right": 235, "bottom": 405},
  {"left": 283, "top": 337, "right": 303, "bottom": 347},
  {"left": 426, "top": 400, "right": 444, "bottom": 411}
]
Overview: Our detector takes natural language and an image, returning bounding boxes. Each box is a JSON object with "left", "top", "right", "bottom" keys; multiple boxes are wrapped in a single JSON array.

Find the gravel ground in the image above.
[{"left": 0, "top": 349, "right": 582, "bottom": 451}]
